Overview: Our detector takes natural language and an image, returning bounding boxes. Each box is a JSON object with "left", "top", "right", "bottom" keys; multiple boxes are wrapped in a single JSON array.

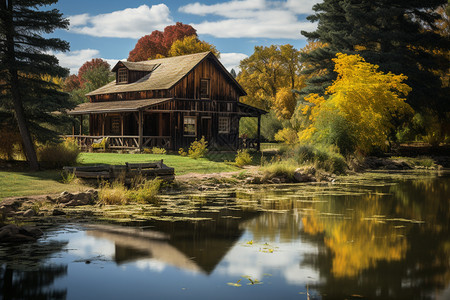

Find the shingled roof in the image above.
[
  {"left": 67, "top": 98, "right": 171, "bottom": 115},
  {"left": 86, "top": 52, "right": 245, "bottom": 96}
]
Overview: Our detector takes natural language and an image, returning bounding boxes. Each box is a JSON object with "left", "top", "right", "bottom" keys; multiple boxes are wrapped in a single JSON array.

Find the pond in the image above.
[{"left": 1, "top": 171, "right": 449, "bottom": 299}]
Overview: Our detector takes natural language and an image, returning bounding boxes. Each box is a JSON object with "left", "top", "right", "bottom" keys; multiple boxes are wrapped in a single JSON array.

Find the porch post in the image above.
[
  {"left": 120, "top": 114, "right": 124, "bottom": 136},
  {"left": 138, "top": 110, "right": 143, "bottom": 151},
  {"left": 257, "top": 114, "right": 261, "bottom": 151},
  {"left": 79, "top": 115, "right": 83, "bottom": 135},
  {"left": 101, "top": 114, "right": 105, "bottom": 136}
]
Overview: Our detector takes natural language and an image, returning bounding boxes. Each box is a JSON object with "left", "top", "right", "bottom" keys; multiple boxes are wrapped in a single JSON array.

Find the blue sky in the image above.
[{"left": 48, "top": 0, "right": 320, "bottom": 74}]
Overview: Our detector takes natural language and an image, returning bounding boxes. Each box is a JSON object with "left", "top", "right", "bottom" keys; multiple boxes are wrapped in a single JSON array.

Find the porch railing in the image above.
[{"left": 67, "top": 135, "right": 171, "bottom": 150}]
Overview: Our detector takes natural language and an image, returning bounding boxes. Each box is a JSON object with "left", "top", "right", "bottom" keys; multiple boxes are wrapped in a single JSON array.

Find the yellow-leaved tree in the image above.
[
  {"left": 168, "top": 35, "right": 220, "bottom": 58},
  {"left": 300, "top": 53, "right": 413, "bottom": 154}
]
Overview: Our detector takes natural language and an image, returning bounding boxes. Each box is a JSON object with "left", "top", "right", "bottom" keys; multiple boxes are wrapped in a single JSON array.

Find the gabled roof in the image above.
[
  {"left": 67, "top": 98, "right": 171, "bottom": 115},
  {"left": 86, "top": 52, "right": 246, "bottom": 97}
]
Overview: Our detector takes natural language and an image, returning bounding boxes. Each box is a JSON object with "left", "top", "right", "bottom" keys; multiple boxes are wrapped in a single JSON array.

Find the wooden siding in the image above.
[{"left": 169, "top": 58, "right": 240, "bottom": 101}]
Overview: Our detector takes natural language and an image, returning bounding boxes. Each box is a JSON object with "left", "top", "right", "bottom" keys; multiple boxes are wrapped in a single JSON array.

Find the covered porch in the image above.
[{"left": 67, "top": 99, "right": 172, "bottom": 150}]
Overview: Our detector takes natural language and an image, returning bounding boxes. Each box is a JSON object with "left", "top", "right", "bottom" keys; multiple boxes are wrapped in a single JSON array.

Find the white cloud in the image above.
[
  {"left": 52, "top": 48, "right": 122, "bottom": 74},
  {"left": 219, "top": 52, "right": 248, "bottom": 72},
  {"left": 179, "top": 0, "right": 318, "bottom": 39},
  {"left": 69, "top": 4, "right": 173, "bottom": 39}
]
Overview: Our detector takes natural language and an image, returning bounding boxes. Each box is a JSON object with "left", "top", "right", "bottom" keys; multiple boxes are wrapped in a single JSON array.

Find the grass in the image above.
[
  {"left": 78, "top": 152, "right": 238, "bottom": 175},
  {"left": 1, "top": 152, "right": 239, "bottom": 199},
  {"left": 0, "top": 170, "right": 87, "bottom": 199}
]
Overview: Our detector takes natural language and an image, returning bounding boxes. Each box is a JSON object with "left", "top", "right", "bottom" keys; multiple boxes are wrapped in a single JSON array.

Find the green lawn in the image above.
[
  {"left": 78, "top": 152, "right": 239, "bottom": 175},
  {"left": 0, "top": 152, "right": 240, "bottom": 199},
  {"left": 0, "top": 170, "right": 88, "bottom": 199}
]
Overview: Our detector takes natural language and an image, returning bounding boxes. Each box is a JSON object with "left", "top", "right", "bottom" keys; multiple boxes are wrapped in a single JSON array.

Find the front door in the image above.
[{"left": 201, "top": 117, "right": 212, "bottom": 142}]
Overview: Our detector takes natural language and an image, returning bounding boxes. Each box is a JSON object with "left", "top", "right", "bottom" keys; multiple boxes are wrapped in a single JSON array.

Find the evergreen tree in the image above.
[
  {"left": 230, "top": 68, "right": 237, "bottom": 78},
  {"left": 0, "top": 0, "right": 71, "bottom": 170},
  {"left": 301, "top": 0, "right": 450, "bottom": 113}
]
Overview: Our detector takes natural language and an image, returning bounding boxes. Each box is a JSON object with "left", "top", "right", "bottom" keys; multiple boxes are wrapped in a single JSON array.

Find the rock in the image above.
[
  {"left": 0, "top": 224, "right": 43, "bottom": 243},
  {"left": 73, "top": 192, "right": 91, "bottom": 205},
  {"left": 271, "top": 177, "right": 281, "bottom": 184},
  {"left": 52, "top": 209, "right": 66, "bottom": 216},
  {"left": 23, "top": 209, "right": 36, "bottom": 217},
  {"left": 293, "top": 167, "right": 316, "bottom": 183}
]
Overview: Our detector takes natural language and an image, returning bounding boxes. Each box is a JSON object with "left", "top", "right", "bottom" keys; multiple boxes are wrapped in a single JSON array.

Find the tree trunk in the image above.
[{"left": 4, "top": 0, "right": 39, "bottom": 171}]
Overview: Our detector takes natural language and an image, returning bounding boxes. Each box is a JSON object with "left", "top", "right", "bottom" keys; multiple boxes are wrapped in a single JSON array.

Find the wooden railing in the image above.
[
  {"left": 238, "top": 138, "right": 259, "bottom": 150},
  {"left": 68, "top": 135, "right": 171, "bottom": 150}
]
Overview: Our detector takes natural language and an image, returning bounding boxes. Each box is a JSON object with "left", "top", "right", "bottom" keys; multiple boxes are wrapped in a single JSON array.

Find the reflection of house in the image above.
[
  {"left": 68, "top": 52, "right": 266, "bottom": 151},
  {"left": 85, "top": 208, "right": 260, "bottom": 274}
]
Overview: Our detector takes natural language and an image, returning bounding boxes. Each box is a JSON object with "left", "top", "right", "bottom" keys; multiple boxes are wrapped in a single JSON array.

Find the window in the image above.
[
  {"left": 118, "top": 68, "right": 128, "bottom": 83},
  {"left": 227, "top": 103, "right": 233, "bottom": 112},
  {"left": 218, "top": 117, "right": 230, "bottom": 134},
  {"left": 183, "top": 116, "right": 197, "bottom": 136},
  {"left": 200, "top": 79, "right": 210, "bottom": 99}
]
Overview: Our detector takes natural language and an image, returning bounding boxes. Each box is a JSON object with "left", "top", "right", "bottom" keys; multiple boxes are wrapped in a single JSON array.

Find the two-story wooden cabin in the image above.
[{"left": 68, "top": 51, "right": 266, "bottom": 151}]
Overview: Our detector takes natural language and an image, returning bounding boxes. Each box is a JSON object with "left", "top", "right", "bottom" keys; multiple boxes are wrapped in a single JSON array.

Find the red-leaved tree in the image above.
[
  {"left": 128, "top": 22, "right": 197, "bottom": 62},
  {"left": 78, "top": 58, "right": 111, "bottom": 86}
]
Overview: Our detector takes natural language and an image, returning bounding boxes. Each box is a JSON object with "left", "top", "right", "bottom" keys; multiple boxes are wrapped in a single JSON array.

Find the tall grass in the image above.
[
  {"left": 279, "top": 143, "right": 347, "bottom": 174},
  {"left": 98, "top": 178, "right": 162, "bottom": 205}
]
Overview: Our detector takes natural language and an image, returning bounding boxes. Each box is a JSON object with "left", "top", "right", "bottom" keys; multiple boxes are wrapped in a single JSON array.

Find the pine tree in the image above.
[
  {"left": 0, "top": 0, "right": 71, "bottom": 170},
  {"left": 301, "top": 0, "right": 450, "bottom": 113}
]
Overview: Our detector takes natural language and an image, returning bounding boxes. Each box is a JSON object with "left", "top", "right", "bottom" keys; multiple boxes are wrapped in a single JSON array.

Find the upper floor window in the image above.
[
  {"left": 200, "top": 79, "right": 210, "bottom": 99},
  {"left": 118, "top": 68, "right": 128, "bottom": 84}
]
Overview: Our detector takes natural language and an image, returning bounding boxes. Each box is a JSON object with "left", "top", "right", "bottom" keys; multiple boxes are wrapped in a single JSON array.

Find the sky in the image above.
[{"left": 47, "top": 0, "right": 321, "bottom": 74}]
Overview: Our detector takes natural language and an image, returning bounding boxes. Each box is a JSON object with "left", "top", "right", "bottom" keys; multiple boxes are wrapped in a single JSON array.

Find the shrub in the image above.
[
  {"left": 151, "top": 147, "right": 167, "bottom": 154},
  {"left": 0, "top": 125, "right": 23, "bottom": 160},
  {"left": 37, "top": 138, "right": 80, "bottom": 169},
  {"left": 188, "top": 137, "right": 208, "bottom": 159},
  {"left": 274, "top": 128, "right": 298, "bottom": 144},
  {"left": 178, "top": 148, "right": 187, "bottom": 156},
  {"left": 235, "top": 149, "right": 253, "bottom": 167}
]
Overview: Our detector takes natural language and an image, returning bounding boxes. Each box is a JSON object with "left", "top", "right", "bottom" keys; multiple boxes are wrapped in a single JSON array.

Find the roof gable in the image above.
[{"left": 86, "top": 52, "right": 246, "bottom": 97}]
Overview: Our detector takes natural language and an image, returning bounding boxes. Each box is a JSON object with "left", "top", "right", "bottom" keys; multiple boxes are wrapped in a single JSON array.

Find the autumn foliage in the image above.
[
  {"left": 299, "top": 53, "right": 413, "bottom": 154},
  {"left": 128, "top": 22, "right": 197, "bottom": 62}
]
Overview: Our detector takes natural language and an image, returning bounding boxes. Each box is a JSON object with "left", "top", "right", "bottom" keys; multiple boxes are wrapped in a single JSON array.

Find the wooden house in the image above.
[{"left": 68, "top": 51, "right": 266, "bottom": 151}]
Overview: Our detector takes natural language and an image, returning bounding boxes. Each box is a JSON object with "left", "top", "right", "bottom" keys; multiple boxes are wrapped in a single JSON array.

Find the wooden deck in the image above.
[{"left": 63, "top": 160, "right": 175, "bottom": 182}]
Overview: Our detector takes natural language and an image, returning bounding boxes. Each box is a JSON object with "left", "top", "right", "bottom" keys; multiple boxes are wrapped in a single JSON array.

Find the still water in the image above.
[{"left": 1, "top": 171, "right": 449, "bottom": 299}]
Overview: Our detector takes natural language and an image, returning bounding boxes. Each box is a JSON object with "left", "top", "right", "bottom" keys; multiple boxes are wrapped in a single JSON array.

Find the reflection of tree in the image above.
[
  {"left": 300, "top": 176, "right": 450, "bottom": 299},
  {"left": 1, "top": 265, "right": 67, "bottom": 300},
  {"left": 0, "top": 239, "right": 68, "bottom": 300}
]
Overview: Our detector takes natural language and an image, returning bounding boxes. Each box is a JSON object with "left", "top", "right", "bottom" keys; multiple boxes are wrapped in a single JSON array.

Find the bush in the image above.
[
  {"left": 178, "top": 148, "right": 187, "bottom": 156},
  {"left": 235, "top": 149, "right": 253, "bottom": 167},
  {"left": 274, "top": 128, "right": 298, "bottom": 144},
  {"left": 37, "top": 137, "right": 80, "bottom": 169},
  {"left": 144, "top": 147, "right": 167, "bottom": 154},
  {"left": 188, "top": 137, "right": 208, "bottom": 159},
  {"left": 0, "top": 125, "right": 23, "bottom": 160}
]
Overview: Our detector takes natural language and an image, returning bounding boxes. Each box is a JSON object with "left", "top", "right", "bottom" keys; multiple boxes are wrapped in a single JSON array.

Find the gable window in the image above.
[
  {"left": 200, "top": 79, "right": 210, "bottom": 99},
  {"left": 218, "top": 117, "right": 230, "bottom": 134},
  {"left": 183, "top": 116, "right": 197, "bottom": 136},
  {"left": 118, "top": 68, "right": 128, "bottom": 84}
]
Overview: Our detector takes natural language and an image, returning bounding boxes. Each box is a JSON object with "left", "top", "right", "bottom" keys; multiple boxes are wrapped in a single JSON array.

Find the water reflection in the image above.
[
  {"left": 0, "top": 238, "right": 68, "bottom": 300},
  {"left": 0, "top": 172, "right": 448, "bottom": 299}
]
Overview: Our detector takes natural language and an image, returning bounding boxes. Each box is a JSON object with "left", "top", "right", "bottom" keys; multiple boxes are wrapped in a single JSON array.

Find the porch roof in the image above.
[
  {"left": 237, "top": 102, "right": 267, "bottom": 117},
  {"left": 67, "top": 98, "right": 171, "bottom": 115}
]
